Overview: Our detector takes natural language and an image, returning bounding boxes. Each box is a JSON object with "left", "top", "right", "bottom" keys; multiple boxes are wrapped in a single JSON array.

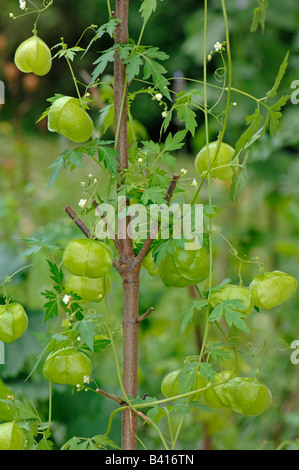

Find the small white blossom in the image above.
[
  {"left": 138, "top": 157, "right": 143, "bottom": 163},
  {"left": 78, "top": 198, "right": 87, "bottom": 208},
  {"left": 232, "top": 102, "right": 237, "bottom": 106},
  {"left": 9, "top": 13, "right": 14, "bottom": 18},
  {"left": 93, "top": 178, "right": 97, "bottom": 183},
  {"left": 180, "top": 168, "right": 188, "bottom": 175},
  {"left": 19, "top": 1, "right": 26, "bottom": 10},
  {"left": 88, "top": 173, "right": 93, "bottom": 178},
  {"left": 214, "top": 42, "right": 222, "bottom": 52},
  {"left": 162, "top": 111, "right": 168, "bottom": 118},
  {"left": 79, "top": 181, "right": 85, "bottom": 187},
  {"left": 155, "top": 93, "right": 163, "bottom": 101},
  {"left": 62, "top": 295, "right": 72, "bottom": 305},
  {"left": 76, "top": 336, "right": 81, "bottom": 342},
  {"left": 192, "top": 179, "right": 198, "bottom": 187},
  {"left": 83, "top": 375, "right": 90, "bottom": 384}
]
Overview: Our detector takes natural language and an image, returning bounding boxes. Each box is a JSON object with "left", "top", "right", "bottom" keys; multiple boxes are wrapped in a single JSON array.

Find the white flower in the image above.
[
  {"left": 79, "top": 181, "right": 85, "bottom": 187},
  {"left": 138, "top": 157, "right": 143, "bottom": 163},
  {"left": 83, "top": 375, "right": 90, "bottom": 384},
  {"left": 214, "top": 41, "right": 222, "bottom": 52},
  {"left": 78, "top": 198, "right": 87, "bottom": 208},
  {"left": 19, "top": 1, "right": 26, "bottom": 10},
  {"left": 76, "top": 336, "right": 81, "bottom": 342},
  {"left": 155, "top": 93, "right": 163, "bottom": 101},
  {"left": 162, "top": 111, "right": 168, "bottom": 118},
  {"left": 88, "top": 173, "right": 93, "bottom": 178},
  {"left": 93, "top": 178, "right": 97, "bottom": 183},
  {"left": 180, "top": 168, "right": 187, "bottom": 175},
  {"left": 9, "top": 13, "right": 14, "bottom": 18},
  {"left": 62, "top": 295, "right": 72, "bottom": 305},
  {"left": 192, "top": 179, "right": 198, "bottom": 187}
]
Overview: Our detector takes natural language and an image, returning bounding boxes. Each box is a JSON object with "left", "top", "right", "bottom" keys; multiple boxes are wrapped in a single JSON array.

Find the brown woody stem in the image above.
[{"left": 64, "top": 205, "right": 91, "bottom": 238}]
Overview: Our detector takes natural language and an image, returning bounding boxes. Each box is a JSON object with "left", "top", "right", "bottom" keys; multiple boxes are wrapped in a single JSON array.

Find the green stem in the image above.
[
  {"left": 47, "top": 382, "right": 52, "bottom": 432},
  {"left": 65, "top": 56, "right": 82, "bottom": 105}
]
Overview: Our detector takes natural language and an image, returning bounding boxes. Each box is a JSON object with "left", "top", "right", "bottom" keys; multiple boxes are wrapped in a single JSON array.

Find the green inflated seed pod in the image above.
[
  {"left": 249, "top": 270, "right": 297, "bottom": 310},
  {"left": 0, "top": 303, "right": 28, "bottom": 344},
  {"left": 62, "top": 239, "right": 113, "bottom": 279},
  {"left": 158, "top": 245, "right": 209, "bottom": 287},
  {"left": 161, "top": 369, "right": 207, "bottom": 401},
  {"left": 64, "top": 274, "right": 111, "bottom": 303},
  {"left": 14, "top": 35, "right": 52, "bottom": 76},
  {"left": 142, "top": 250, "right": 158, "bottom": 276},
  {"left": 47, "top": 96, "right": 94, "bottom": 143},
  {"left": 195, "top": 141, "right": 238, "bottom": 181},
  {"left": 0, "top": 422, "right": 26, "bottom": 450},
  {"left": 222, "top": 377, "right": 272, "bottom": 417},
  {"left": 204, "top": 370, "right": 236, "bottom": 409},
  {"left": 209, "top": 284, "right": 254, "bottom": 316},
  {"left": 42, "top": 348, "right": 92, "bottom": 386}
]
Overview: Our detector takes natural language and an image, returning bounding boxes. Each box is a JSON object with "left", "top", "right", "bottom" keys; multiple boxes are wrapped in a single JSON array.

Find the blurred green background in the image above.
[{"left": 1, "top": 0, "right": 299, "bottom": 450}]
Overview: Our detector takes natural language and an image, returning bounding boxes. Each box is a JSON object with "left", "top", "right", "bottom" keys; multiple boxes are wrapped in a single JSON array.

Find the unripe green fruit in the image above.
[
  {"left": 0, "top": 303, "right": 28, "bottom": 344},
  {"left": 142, "top": 250, "right": 158, "bottom": 276},
  {"left": 64, "top": 275, "right": 111, "bottom": 303},
  {"left": 249, "top": 270, "right": 297, "bottom": 310},
  {"left": 161, "top": 369, "right": 207, "bottom": 400},
  {"left": 42, "top": 348, "right": 92, "bottom": 386},
  {"left": 204, "top": 370, "right": 235, "bottom": 409},
  {"left": 62, "top": 239, "right": 113, "bottom": 279},
  {"left": 222, "top": 377, "right": 272, "bottom": 416},
  {"left": 14, "top": 35, "right": 52, "bottom": 76},
  {"left": 0, "top": 422, "right": 26, "bottom": 450},
  {"left": 158, "top": 245, "right": 209, "bottom": 287},
  {"left": 195, "top": 141, "right": 238, "bottom": 180},
  {"left": 209, "top": 284, "right": 254, "bottom": 316},
  {"left": 47, "top": 96, "right": 94, "bottom": 143}
]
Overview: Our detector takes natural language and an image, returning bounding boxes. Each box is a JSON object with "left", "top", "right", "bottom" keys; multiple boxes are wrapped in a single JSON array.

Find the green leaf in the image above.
[
  {"left": 175, "top": 104, "right": 197, "bottom": 137},
  {"left": 209, "top": 300, "right": 250, "bottom": 333},
  {"left": 163, "top": 130, "right": 187, "bottom": 152},
  {"left": 268, "top": 95, "right": 290, "bottom": 137},
  {"left": 47, "top": 259, "right": 64, "bottom": 286},
  {"left": 92, "top": 434, "right": 120, "bottom": 450},
  {"left": 141, "top": 186, "right": 165, "bottom": 205},
  {"left": 99, "top": 104, "right": 115, "bottom": 134},
  {"left": 180, "top": 300, "right": 208, "bottom": 333},
  {"left": 176, "top": 363, "right": 197, "bottom": 395},
  {"left": 143, "top": 57, "right": 171, "bottom": 100},
  {"left": 265, "top": 51, "right": 289, "bottom": 101},
  {"left": 139, "top": 0, "right": 157, "bottom": 24},
  {"left": 199, "top": 363, "right": 216, "bottom": 382},
  {"left": 67, "top": 150, "right": 85, "bottom": 170},
  {"left": 234, "top": 108, "right": 263, "bottom": 156},
  {"left": 91, "top": 47, "right": 116, "bottom": 83},
  {"left": 251, "top": 0, "right": 268, "bottom": 33},
  {"left": 98, "top": 145, "right": 120, "bottom": 175},
  {"left": 75, "top": 319, "right": 98, "bottom": 351},
  {"left": 125, "top": 53, "right": 144, "bottom": 82},
  {"left": 46, "top": 156, "right": 66, "bottom": 190}
]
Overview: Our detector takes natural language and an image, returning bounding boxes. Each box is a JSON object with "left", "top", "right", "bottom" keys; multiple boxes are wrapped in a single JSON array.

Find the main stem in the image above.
[{"left": 114, "top": 0, "right": 139, "bottom": 450}]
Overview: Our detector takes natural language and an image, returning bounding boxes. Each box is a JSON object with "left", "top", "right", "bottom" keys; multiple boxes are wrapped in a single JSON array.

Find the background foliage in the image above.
[{"left": 1, "top": 0, "right": 299, "bottom": 450}]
